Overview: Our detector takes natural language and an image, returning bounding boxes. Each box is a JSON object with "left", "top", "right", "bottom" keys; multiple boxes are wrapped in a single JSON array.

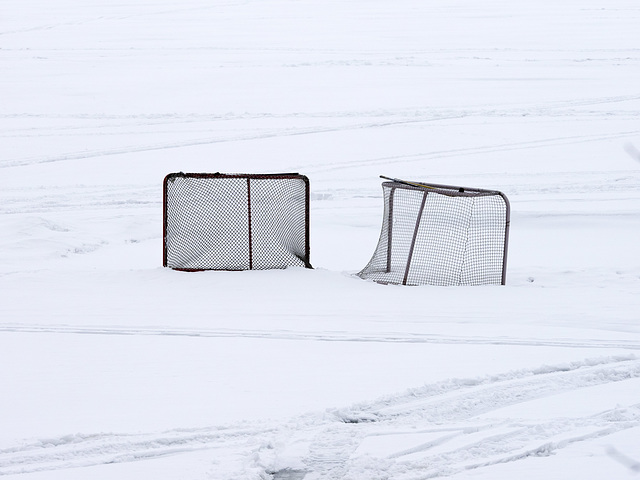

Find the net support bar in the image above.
[
  {"left": 402, "top": 191, "right": 428, "bottom": 285},
  {"left": 359, "top": 178, "right": 510, "bottom": 286},
  {"left": 163, "top": 172, "right": 311, "bottom": 271}
]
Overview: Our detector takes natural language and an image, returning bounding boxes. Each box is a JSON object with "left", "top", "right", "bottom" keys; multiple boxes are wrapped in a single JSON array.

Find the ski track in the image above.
[
  {"left": 2, "top": 168, "right": 638, "bottom": 216},
  {"left": 0, "top": 425, "right": 276, "bottom": 476},
  {"left": 3, "top": 123, "right": 639, "bottom": 171},
  {"left": 301, "top": 129, "right": 640, "bottom": 175},
  {"left": 292, "top": 356, "right": 640, "bottom": 479},
  {"left": 1, "top": 323, "right": 640, "bottom": 350},
  {"left": 0, "top": 4, "right": 244, "bottom": 37},
  {"left": 2, "top": 356, "right": 637, "bottom": 477},
  {"left": 2, "top": 94, "right": 639, "bottom": 169},
  {"left": 0, "top": 185, "right": 160, "bottom": 215}
]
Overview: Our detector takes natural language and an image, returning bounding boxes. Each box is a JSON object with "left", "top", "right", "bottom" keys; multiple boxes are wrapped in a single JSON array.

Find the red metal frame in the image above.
[{"left": 163, "top": 172, "right": 311, "bottom": 271}]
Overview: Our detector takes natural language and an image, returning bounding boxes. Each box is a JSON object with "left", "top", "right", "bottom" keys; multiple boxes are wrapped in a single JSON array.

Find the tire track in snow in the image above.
[
  {"left": 384, "top": 417, "right": 638, "bottom": 480},
  {"left": 3, "top": 93, "right": 639, "bottom": 169},
  {"left": 0, "top": 4, "right": 246, "bottom": 37},
  {"left": 0, "top": 184, "right": 159, "bottom": 215},
  {"left": 1, "top": 323, "right": 640, "bottom": 350},
  {"left": 367, "top": 356, "right": 640, "bottom": 421},
  {"left": 302, "top": 129, "right": 640, "bottom": 175},
  {"left": 0, "top": 115, "right": 461, "bottom": 169},
  {"left": 2, "top": 93, "right": 638, "bottom": 128},
  {"left": 347, "top": 409, "right": 640, "bottom": 480},
  {"left": 2, "top": 168, "right": 639, "bottom": 215},
  {"left": 289, "top": 356, "right": 640, "bottom": 479},
  {"left": 1, "top": 357, "right": 637, "bottom": 477},
  {"left": 6, "top": 126, "right": 638, "bottom": 172},
  {"left": 0, "top": 425, "right": 275, "bottom": 476}
]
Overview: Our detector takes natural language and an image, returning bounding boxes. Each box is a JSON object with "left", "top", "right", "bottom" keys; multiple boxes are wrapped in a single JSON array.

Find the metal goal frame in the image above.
[
  {"left": 358, "top": 179, "right": 510, "bottom": 286},
  {"left": 163, "top": 172, "right": 311, "bottom": 271}
]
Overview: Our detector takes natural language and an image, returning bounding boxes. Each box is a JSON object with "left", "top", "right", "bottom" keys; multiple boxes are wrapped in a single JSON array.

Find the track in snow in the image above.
[
  {"left": 275, "top": 355, "right": 640, "bottom": 479},
  {"left": 2, "top": 323, "right": 640, "bottom": 351},
  {"left": 1, "top": 356, "right": 638, "bottom": 478}
]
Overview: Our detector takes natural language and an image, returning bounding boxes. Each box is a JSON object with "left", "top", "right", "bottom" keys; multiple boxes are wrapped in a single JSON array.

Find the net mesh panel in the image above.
[
  {"left": 164, "top": 173, "right": 310, "bottom": 270},
  {"left": 358, "top": 181, "right": 509, "bottom": 286}
]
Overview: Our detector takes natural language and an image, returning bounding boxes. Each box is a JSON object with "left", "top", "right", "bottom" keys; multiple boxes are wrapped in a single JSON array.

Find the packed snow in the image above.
[{"left": 1, "top": 1, "right": 639, "bottom": 479}]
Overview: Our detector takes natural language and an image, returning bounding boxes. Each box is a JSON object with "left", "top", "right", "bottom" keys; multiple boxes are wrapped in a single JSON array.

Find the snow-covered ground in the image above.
[{"left": 1, "top": 1, "right": 640, "bottom": 478}]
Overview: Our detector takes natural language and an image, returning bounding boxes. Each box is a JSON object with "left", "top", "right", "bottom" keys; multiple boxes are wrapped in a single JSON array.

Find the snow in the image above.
[{"left": 1, "top": 0, "right": 640, "bottom": 478}]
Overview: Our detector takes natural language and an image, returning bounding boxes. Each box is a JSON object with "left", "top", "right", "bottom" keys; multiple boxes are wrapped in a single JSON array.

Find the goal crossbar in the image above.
[
  {"left": 358, "top": 178, "right": 510, "bottom": 286},
  {"left": 163, "top": 172, "right": 311, "bottom": 271}
]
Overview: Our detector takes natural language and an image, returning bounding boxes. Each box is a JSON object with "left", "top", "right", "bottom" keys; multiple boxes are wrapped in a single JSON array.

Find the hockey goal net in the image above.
[
  {"left": 163, "top": 173, "right": 311, "bottom": 271},
  {"left": 358, "top": 178, "right": 510, "bottom": 286}
]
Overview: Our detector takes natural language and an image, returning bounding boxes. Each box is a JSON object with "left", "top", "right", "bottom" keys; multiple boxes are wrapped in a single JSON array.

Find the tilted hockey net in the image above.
[
  {"left": 163, "top": 173, "right": 311, "bottom": 271},
  {"left": 358, "top": 180, "right": 510, "bottom": 286}
]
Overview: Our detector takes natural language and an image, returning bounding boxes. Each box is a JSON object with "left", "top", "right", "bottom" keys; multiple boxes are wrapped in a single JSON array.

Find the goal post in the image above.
[
  {"left": 163, "top": 172, "right": 311, "bottom": 271},
  {"left": 358, "top": 178, "right": 510, "bottom": 286}
]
